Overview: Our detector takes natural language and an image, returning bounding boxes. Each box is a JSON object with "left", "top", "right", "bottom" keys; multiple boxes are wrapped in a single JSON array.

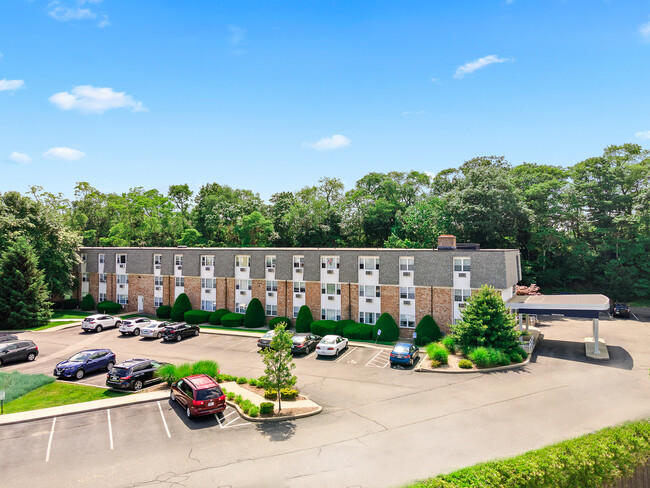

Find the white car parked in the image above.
[
  {"left": 81, "top": 314, "right": 121, "bottom": 333},
  {"left": 316, "top": 335, "right": 348, "bottom": 357},
  {"left": 140, "top": 321, "right": 172, "bottom": 339},
  {"left": 119, "top": 317, "right": 152, "bottom": 336}
]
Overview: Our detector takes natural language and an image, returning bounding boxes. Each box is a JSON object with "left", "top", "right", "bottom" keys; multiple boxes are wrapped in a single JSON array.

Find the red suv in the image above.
[{"left": 170, "top": 374, "right": 226, "bottom": 418}]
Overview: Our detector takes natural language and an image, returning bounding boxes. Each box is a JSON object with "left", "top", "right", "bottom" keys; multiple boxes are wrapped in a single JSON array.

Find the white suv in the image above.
[
  {"left": 119, "top": 317, "right": 152, "bottom": 336},
  {"left": 81, "top": 315, "right": 121, "bottom": 333}
]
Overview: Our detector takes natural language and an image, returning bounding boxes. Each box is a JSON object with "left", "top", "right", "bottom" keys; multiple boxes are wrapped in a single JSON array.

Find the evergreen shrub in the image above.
[
  {"left": 221, "top": 313, "right": 244, "bottom": 327},
  {"left": 170, "top": 293, "right": 192, "bottom": 322},
  {"left": 156, "top": 305, "right": 172, "bottom": 319},
  {"left": 244, "top": 298, "right": 265, "bottom": 328},
  {"left": 269, "top": 316, "right": 291, "bottom": 329},
  {"left": 184, "top": 310, "right": 211, "bottom": 324},
  {"left": 80, "top": 293, "right": 95, "bottom": 311},
  {"left": 208, "top": 308, "right": 230, "bottom": 325},
  {"left": 414, "top": 315, "right": 442, "bottom": 345},
  {"left": 372, "top": 313, "right": 400, "bottom": 342},
  {"left": 295, "top": 305, "right": 314, "bottom": 333},
  {"left": 97, "top": 301, "right": 121, "bottom": 314}
]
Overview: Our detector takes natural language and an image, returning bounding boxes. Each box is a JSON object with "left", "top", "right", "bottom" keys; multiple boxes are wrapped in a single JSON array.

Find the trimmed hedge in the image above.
[
  {"left": 244, "top": 298, "right": 265, "bottom": 328},
  {"left": 410, "top": 420, "right": 650, "bottom": 488},
  {"left": 221, "top": 312, "right": 244, "bottom": 327},
  {"left": 342, "top": 322, "right": 373, "bottom": 340},
  {"left": 80, "top": 293, "right": 95, "bottom": 312},
  {"left": 415, "top": 315, "right": 442, "bottom": 346},
  {"left": 269, "top": 316, "right": 292, "bottom": 329},
  {"left": 171, "top": 293, "right": 192, "bottom": 322},
  {"left": 372, "top": 313, "right": 400, "bottom": 342},
  {"left": 63, "top": 298, "right": 78, "bottom": 310},
  {"left": 97, "top": 300, "right": 121, "bottom": 314},
  {"left": 260, "top": 402, "right": 274, "bottom": 415},
  {"left": 156, "top": 305, "right": 172, "bottom": 319},
  {"left": 184, "top": 310, "right": 211, "bottom": 325},
  {"left": 295, "top": 305, "right": 314, "bottom": 333},
  {"left": 310, "top": 320, "right": 344, "bottom": 337},
  {"left": 208, "top": 308, "right": 230, "bottom": 325}
]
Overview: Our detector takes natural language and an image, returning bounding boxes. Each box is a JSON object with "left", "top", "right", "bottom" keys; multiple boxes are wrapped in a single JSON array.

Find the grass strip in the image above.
[
  {"left": 200, "top": 325, "right": 267, "bottom": 334},
  {"left": 0, "top": 372, "right": 55, "bottom": 403},
  {"left": 50, "top": 311, "right": 92, "bottom": 320}
]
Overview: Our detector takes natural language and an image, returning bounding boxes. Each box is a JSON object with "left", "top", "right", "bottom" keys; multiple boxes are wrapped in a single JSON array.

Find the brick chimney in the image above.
[{"left": 437, "top": 235, "right": 457, "bottom": 250}]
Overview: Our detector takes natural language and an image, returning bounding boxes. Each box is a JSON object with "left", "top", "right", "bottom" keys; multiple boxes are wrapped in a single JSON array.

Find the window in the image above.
[
  {"left": 293, "top": 256, "right": 304, "bottom": 268},
  {"left": 82, "top": 273, "right": 89, "bottom": 282},
  {"left": 235, "top": 302, "right": 248, "bottom": 313},
  {"left": 359, "top": 311, "right": 377, "bottom": 325},
  {"left": 117, "top": 274, "right": 128, "bottom": 285},
  {"left": 201, "top": 278, "right": 216, "bottom": 289},
  {"left": 99, "top": 293, "right": 107, "bottom": 303},
  {"left": 99, "top": 254, "right": 105, "bottom": 265},
  {"left": 236, "top": 255, "right": 250, "bottom": 268},
  {"left": 154, "top": 254, "right": 162, "bottom": 266},
  {"left": 321, "top": 283, "right": 341, "bottom": 295},
  {"left": 321, "top": 309, "right": 341, "bottom": 321},
  {"left": 454, "top": 258, "right": 471, "bottom": 272},
  {"left": 400, "top": 287, "right": 415, "bottom": 299},
  {"left": 154, "top": 276, "right": 163, "bottom": 286},
  {"left": 454, "top": 289, "right": 471, "bottom": 302},
  {"left": 98, "top": 273, "right": 107, "bottom": 283},
  {"left": 201, "top": 255, "right": 215, "bottom": 267},
  {"left": 175, "top": 277, "right": 185, "bottom": 287},
  {"left": 321, "top": 256, "right": 340, "bottom": 269},
  {"left": 293, "top": 306, "right": 300, "bottom": 318},
  {"left": 154, "top": 297, "right": 163, "bottom": 308},
  {"left": 235, "top": 279, "right": 252, "bottom": 290},
  {"left": 201, "top": 300, "right": 216, "bottom": 312},
  {"left": 265, "top": 256, "right": 276, "bottom": 269},
  {"left": 175, "top": 255, "right": 183, "bottom": 266},
  {"left": 359, "top": 257, "right": 380, "bottom": 270},
  {"left": 359, "top": 285, "right": 380, "bottom": 298},
  {"left": 116, "top": 254, "right": 127, "bottom": 265},
  {"left": 81, "top": 253, "right": 87, "bottom": 263},
  {"left": 399, "top": 257, "right": 414, "bottom": 271},
  {"left": 117, "top": 294, "right": 128, "bottom": 305},
  {"left": 400, "top": 314, "right": 415, "bottom": 328},
  {"left": 266, "top": 280, "right": 278, "bottom": 292},
  {"left": 266, "top": 304, "right": 278, "bottom": 316},
  {"left": 293, "top": 281, "right": 306, "bottom": 293}
]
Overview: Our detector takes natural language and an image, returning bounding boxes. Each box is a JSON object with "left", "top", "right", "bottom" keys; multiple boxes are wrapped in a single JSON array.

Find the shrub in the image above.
[
  {"left": 156, "top": 305, "right": 172, "bottom": 319},
  {"left": 372, "top": 313, "right": 400, "bottom": 342},
  {"left": 509, "top": 350, "right": 524, "bottom": 363},
  {"left": 248, "top": 379, "right": 257, "bottom": 387},
  {"left": 208, "top": 308, "right": 230, "bottom": 325},
  {"left": 235, "top": 394, "right": 243, "bottom": 404},
  {"left": 310, "top": 320, "right": 339, "bottom": 337},
  {"left": 260, "top": 402, "right": 274, "bottom": 415},
  {"left": 80, "top": 293, "right": 95, "bottom": 312},
  {"left": 184, "top": 309, "right": 211, "bottom": 325},
  {"left": 190, "top": 360, "right": 219, "bottom": 378},
  {"left": 248, "top": 406, "right": 259, "bottom": 417},
  {"left": 469, "top": 347, "right": 490, "bottom": 368},
  {"left": 426, "top": 342, "right": 449, "bottom": 365},
  {"left": 415, "top": 315, "right": 442, "bottom": 346},
  {"left": 157, "top": 363, "right": 179, "bottom": 385},
  {"left": 488, "top": 348, "right": 511, "bottom": 367},
  {"left": 264, "top": 388, "right": 277, "bottom": 400},
  {"left": 97, "top": 300, "right": 121, "bottom": 314},
  {"left": 342, "top": 322, "right": 373, "bottom": 340},
  {"left": 226, "top": 391, "right": 236, "bottom": 401},
  {"left": 441, "top": 335, "right": 456, "bottom": 354},
  {"left": 236, "top": 377, "right": 247, "bottom": 384},
  {"left": 280, "top": 388, "right": 298, "bottom": 400},
  {"left": 170, "top": 293, "right": 192, "bottom": 322},
  {"left": 221, "top": 313, "right": 244, "bottom": 327},
  {"left": 295, "top": 305, "right": 314, "bottom": 333},
  {"left": 458, "top": 359, "right": 473, "bottom": 369},
  {"left": 244, "top": 298, "right": 265, "bottom": 328},
  {"left": 241, "top": 399, "right": 253, "bottom": 414},
  {"left": 269, "top": 316, "right": 292, "bottom": 329},
  {"left": 63, "top": 297, "right": 78, "bottom": 310}
]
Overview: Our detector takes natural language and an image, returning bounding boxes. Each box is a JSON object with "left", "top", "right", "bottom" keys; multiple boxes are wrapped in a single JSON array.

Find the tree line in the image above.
[{"left": 1, "top": 143, "right": 648, "bottom": 301}]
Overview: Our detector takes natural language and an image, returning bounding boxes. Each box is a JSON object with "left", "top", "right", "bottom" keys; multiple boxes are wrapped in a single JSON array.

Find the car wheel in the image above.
[
  {"left": 27, "top": 353, "right": 36, "bottom": 361},
  {"left": 194, "top": 329, "right": 199, "bottom": 336},
  {"left": 157, "top": 332, "right": 162, "bottom": 339},
  {"left": 116, "top": 321, "right": 122, "bottom": 326},
  {"left": 96, "top": 325, "right": 103, "bottom": 332},
  {"left": 134, "top": 328, "right": 140, "bottom": 336},
  {"left": 170, "top": 390, "right": 176, "bottom": 402},
  {"left": 106, "top": 361, "right": 114, "bottom": 371},
  {"left": 75, "top": 369, "right": 85, "bottom": 380},
  {"left": 186, "top": 407, "right": 192, "bottom": 418},
  {"left": 335, "top": 348, "right": 339, "bottom": 357},
  {"left": 0, "top": 358, "right": 3, "bottom": 366},
  {"left": 176, "top": 334, "right": 182, "bottom": 342},
  {"left": 133, "top": 380, "right": 143, "bottom": 391},
  {"left": 409, "top": 359, "right": 414, "bottom": 367}
]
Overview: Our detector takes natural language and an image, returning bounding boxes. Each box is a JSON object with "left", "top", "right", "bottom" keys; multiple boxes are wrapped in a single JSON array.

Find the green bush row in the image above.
[
  {"left": 467, "top": 347, "right": 526, "bottom": 368},
  {"left": 209, "top": 309, "right": 230, "bottom": 325},
  {"left": 269, "top": 316, "right": 292, "bottom": 329},
  {"left": 156, "top": 305, "right": 172, "bottom": 319},
  {"left": 97, "top": 300, "right": 121, "bottom": 314},
  {"left": 221, "top": 312, "right": 244, "bottom": 327},
  {"left": 410, "top": 420, "right": 650, "bottom": 488},
  {"left": 264, "top": 388, "right": 299, "bottom": 400},
  {"left": 156, "top": 360, "right": 219, "bottom": 385},
  {"left": 184, "top": 310, "right": 211, "bottom": 324},
  {"left": 260, "top": 402, "right": 274, "bottom": 415}
]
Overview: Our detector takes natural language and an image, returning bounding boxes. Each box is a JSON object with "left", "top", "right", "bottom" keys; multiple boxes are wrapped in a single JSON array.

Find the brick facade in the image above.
[
  {"left": 305, "top": 281, "right": 321, "bottom": 322},
  {"left": 380, "top": 285, "right": 399, "bottom": 318},
  {"left": 89, "top": 272, "right": 99, "bottom": 304},
  {"left": 225, "top": 278, "right": 235, "bottom": 311},
  {"left": 277, "top": 280, "right": 288, "bottom": 317},
  {"left": 349, "top": 283, "right": 359, "bottom": 323},
  {"left": 340, "top": 282, "right": 351, "bottom": 320},
  {"left": 107, "top": 273, "right": 116, "bottom": 302},
  {"left": 286, "top": 280, "right": 293, "bottom": 319},
  {"left": 432, "top": 287, "right": 453, "bottom": 334},
  {"left": 252, "top": 279, "right": 266, "bottom": 310},
  {"left": 415, "top": 286, "right": 432, "bottom": 325},
  {"left": 127, "top": 274, "right": 155, "bottom": 314},
  {"left": 184, "top": 276, "right": 201, "bottom": 310},
  {"left": 216, "top": 278, "right": 227, "bottom": 310}
]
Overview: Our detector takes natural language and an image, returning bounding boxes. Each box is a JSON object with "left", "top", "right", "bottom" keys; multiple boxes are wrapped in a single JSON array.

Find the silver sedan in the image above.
[{"left": 140, "top": 321, "right": 173, "bottom": 339}]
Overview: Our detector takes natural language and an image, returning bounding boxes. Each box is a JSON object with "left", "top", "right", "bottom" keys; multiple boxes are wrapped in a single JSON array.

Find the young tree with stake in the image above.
[{"left": 258, "top": 322, "right": 296, "bottom": 412}]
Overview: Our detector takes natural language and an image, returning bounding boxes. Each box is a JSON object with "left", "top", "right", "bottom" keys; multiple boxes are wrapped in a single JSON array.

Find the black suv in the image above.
[
  {"left": 162, "top": 323, "right": 200, "bottom": 342},
  {"left": 0, "top": 340, "right": 38, "bottom": 366},
  {"left": 612, "top": 303, "right": 631, "bottom": 318},
  {"left": 106, "top": 358, "right": 167, "bottom": 391}
]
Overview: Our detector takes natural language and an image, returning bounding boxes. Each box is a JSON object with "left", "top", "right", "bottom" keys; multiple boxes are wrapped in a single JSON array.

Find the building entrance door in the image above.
[{"left": 138, "top": 296, "right": 144, "bottom": 311}]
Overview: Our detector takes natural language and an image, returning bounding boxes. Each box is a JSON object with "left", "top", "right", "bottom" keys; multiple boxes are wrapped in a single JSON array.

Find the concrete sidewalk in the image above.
[{"left": 220, "top": 381, "right": 320, "bottom": 410}]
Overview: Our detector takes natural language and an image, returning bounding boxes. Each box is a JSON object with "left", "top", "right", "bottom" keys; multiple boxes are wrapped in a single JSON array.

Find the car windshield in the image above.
[
  {"left": 292, "top": 337, "right": 306, "bottom": 343},
  {"left": 394, "top": 345, "right": 410, "bottom": 353},
  {"left": 83, "top": 317, "right": 95, "bottom": 322},
  {"left": 122, "top": 321, "right": 133, "bottom": 325},
  {"left": 262, "top": 331, "right": 274, "bottom": 339},
  {"left": 69, "top": 352, "right": 92, "bottom": 362},
  {"left": 196, "top": 387, "right": 223, "bottom": 401},
  {"left": 111, "top": 367, "right": 129, "bottom": 376},
  {"left": 320, "top": 337, "right": 335, "bottom": 345}
]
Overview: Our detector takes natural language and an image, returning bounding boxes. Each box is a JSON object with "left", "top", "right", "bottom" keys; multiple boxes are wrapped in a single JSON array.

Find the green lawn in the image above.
[
  {"left": 50, "top": 310, "right": 92, "bottom": 319},
  {"left": 2, "top": 382, "right": 130, "bottom": 414},
  {"left": 200, "top": 325, "right": 267, "bottom": 334},
  {"left": 34, "top": 320, "right": 79, "bottom": 330},
  {"left": 0, "top": 371, "right": 55, "bottom": 403}
]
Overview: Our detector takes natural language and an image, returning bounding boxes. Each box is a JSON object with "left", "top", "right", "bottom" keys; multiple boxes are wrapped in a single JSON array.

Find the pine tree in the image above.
[
  {"left": 244, "top": 298, "right": 265, "bottom": 328},
  {"left": 0, "top": 237, "right": 51, "bottom": 329},
  {"left": 170, "top": 292, "right": 192, "bottom": 322},
  {"left": 295, "top": 305, "right": 314, "bottom": 333}
]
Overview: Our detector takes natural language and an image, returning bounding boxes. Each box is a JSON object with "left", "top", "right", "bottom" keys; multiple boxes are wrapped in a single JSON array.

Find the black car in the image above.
[
  {"left": 106, "top": 358, "right": 168, "bottom": 391},
  {"left": 0, "top": 340, "right": 38, "bottom": 366},
  {"left": 291, "top": 333, "right": 322, "bottom": 354},
  {"left": 612, "top": 303, "right": 631, "bottom": 318},
  {"left": 162, "top": 323, "right": 200, "bottom": 342}
]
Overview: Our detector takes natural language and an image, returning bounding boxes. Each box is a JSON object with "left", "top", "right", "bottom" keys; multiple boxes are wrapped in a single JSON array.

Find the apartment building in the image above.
[{"left": 76, "top": 235, "right": 521, "bottom": 338}]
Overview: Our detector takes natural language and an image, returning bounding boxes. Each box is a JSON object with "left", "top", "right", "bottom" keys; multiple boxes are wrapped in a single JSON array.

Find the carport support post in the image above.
[
  {"left": 518, "top": 313, "right": 523, "bottom": 333},
  {"left": 593, "top": 318, "right": 600, "bottom": 355}
]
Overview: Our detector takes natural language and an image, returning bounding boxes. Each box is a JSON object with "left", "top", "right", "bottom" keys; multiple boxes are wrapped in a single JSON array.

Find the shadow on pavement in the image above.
[
  {"left": 532, "top": 338, "right": 633, "bottom": 370},
  {"left": 168, "top": 398, "right": 223, "bottom": 430},
  {"left": 255, "top": 420, "right": 297, "bottom": 441}
]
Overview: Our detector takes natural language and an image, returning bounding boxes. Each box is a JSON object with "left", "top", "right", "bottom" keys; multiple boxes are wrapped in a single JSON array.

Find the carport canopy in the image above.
[{"left": 506, "top": 294, "right": 610, "bottom": 356}]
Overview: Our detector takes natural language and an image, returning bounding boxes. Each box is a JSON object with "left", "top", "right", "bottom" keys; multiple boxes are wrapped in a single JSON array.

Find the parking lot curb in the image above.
[
  {"left": 415, "top": 354, "right": 531, "bottom": 374},
  {"left": 227, "top": 400, "right": 323, "bottom": 422}
]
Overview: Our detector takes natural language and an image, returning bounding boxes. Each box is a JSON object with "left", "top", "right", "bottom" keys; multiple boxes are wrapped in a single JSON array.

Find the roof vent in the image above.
[{"left": 437, "top": 235, "right": 457, "bottom": 250}]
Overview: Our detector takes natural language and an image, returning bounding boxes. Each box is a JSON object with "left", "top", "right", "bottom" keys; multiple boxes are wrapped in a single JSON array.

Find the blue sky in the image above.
[{"left": 2, "top": 0, "right": 650, "bottom": 200}]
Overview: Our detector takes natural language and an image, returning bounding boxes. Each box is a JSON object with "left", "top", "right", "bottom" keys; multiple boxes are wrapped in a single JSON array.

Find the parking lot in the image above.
[{"left": 2, "top": 315, "right": 650, "bottom": 488}]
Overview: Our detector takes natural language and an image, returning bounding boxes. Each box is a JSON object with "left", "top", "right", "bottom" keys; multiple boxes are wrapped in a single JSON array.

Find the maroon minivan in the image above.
[{"left": 170, "top": 374, "right": 226, "bottom": 418}]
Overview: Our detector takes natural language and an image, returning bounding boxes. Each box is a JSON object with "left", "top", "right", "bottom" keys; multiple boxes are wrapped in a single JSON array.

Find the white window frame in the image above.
[
  {"left": 359, "top": 311, "right": 377, "bottom": 325},
  {"left": 117, "top": 274, "right": 128, "bottom": 285},
  {"left": 321, "top": 308, "right": 341, "bottom": 321},
  {"left": 266, "top": 304, "right": 278, "bottom": 316},
  {"left": 116, "top": 254, "right": 127, "bottom": 265},
  {"left": 99, "top": 273, "right": 107, "bottom": 283},
  {"left": 454, "top": 289, "right": 471, "bottom": 302},
  {"left": 201, "top": 255, "right": 215, "bottom": 267},
  {"left": 265, "top": 255, "right": 276, "bottom": 269},
  {"left": 321, "top": 256, "right": 340, "bottom": 269},
  {"left": 98, "top": 254, "right": 105, "bottom": 264},
  {"left": 116, "top": 294, "right": 128, "bottom": 305},
  {"left": 82, "top": 273, "right": 89, "bottom": 283},
  {"left": 359, "top": 257, "right": 380, "bottom": 270},
  {"left": 266, "top": 280, "right": 278, "bottom": 292},
  {"left": 175, "top": 276, "right": 185, "bottom": 287},
  {"left": 99, "top": 293, "right": 107, "bottom": 303},
  {"left": 154, "top": 297, "right": 163, "bottom": 308},
  {"left": 400, "top": 287, "right": 415, "bottom": 299},
  {"left": 175, "top": 254, "right": 183, "bottom": 266},
  {"left": 293, "top": 255, "right": 304, "bottom": 268},
  {"left": 154, "top": 276, "right": 163, "bottom": 286},
  {"left": 454, "top": 257, "right": 471, "bottom": 272},
  {"left": 293, "top": 306, "right": 300, "bottom": 318},
  {"left": 400, "top": 314, "right": 416, "bottom": 328},
  {"left": 235, "top": 279, "right": 252, "bottom": 291},
  {"left": 321, "top": 283, "right": 341, "bottom": 295},
  {"left": 154, "top": 254, "right": 162, "bottom": 266},
  {"left": 359, "top": 285, "right": 380, "bottom": 298},
  {"left": 293, "top": 281, "right": 306, "bottom": 293},
  {"left": 201, "top": 300, "right": 216, "bottom": 312},
  {"left": 399, "top": 257, "right": 414, "bottom": 271},
  {"left": 201, "top": 278, "right": 216, "bottom": 289},
  {"left": 236, "top": 255, "right": 250, "bottom": 268},
  {"left": 235, "top": 302, "right": 248, "bottom": 313}
]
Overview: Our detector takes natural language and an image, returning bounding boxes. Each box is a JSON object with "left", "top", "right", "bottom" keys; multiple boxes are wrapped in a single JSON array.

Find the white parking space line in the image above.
[
  {"left": 632, "top": 313, "right": 640, "bottom": 321},
  {"left": 157, "top": 401, "right": 171, "bottom": 438},
  {"left": 366, "top": 349, "right": 391, "bottom": 368},
  {"left": 223, "top": 416, "right": 241, "bottom": 428},
  {"left": 336, "top": 347, "right": 356, "bottom": 363},
  {"left": 365, "top": 350, "right": 385, "bottom": 367},
  {"left": 201, "top": 338, "right": 223, "bottom": 347},
  {"left": 225, "top": 338, "right": 253, "bottom": 350},
  {"left": 248, "top": 347, "right": 260, "bottom": 353},
  {"left": 107, "top": 409, "right": 114, "bottom": 450},
  {"left": 45, "top": 417, "right": 56, "bottom": 463}
]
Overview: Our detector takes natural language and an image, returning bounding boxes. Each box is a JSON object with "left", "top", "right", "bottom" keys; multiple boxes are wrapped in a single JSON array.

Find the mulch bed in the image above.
[{"left": 239, "top": 383, "right": 306, "bottom": 401}]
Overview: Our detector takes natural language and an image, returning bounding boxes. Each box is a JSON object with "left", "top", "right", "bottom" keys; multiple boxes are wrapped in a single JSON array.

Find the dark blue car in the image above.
[
  {"left": 54, "top": 349, "right": 116, "bottom": 380},
  {"left": 389, "top": 343, "right": 420, "bottom": 367}
]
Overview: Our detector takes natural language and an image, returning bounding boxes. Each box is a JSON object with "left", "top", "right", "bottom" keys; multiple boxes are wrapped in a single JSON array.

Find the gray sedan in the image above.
[{"left": 139, "top": 321, "right": 173, "bottom": 339}]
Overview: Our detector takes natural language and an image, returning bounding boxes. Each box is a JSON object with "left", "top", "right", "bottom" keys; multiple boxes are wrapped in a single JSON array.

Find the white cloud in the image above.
[
  {"left": 424, "top": 171, "right": 435, "bottom": 179},
  {"left": 43, "top": 147, "right": 86, "bottom": 161},
  {"left": 0, "top": 79, "right": 25, "bottom": 92},
  {"left": 453, "top": 54, "right": 510, "bottom": 79},
  {"left": 640, "top": 19, "right": 650, "bottom": 40},
  {"left": 430, "top": 78, "right": 438, "bottom": 83},
  {"left": 48, "top": 6, "right": 96, "bottom": 21},
  {"left": 634, "top": 131, "right": 650, "bottom": 139},
  {"left": 303, "top": 134, "right": 351, "bottom": 151},
  {"left": 9, "top": 152, "right": 31, "bottom": 163},
  {"left": 401, "top": 110, "right": 425, "bottom": 115},
  {"left": 49, "top": 85, "right": 146, "bottom": 113},
  {"left": 227, "top": 25, "right": 246, "bottom": 45},
  {"left": 98, "top": 15, "right": 110, "bottom": 28}
]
